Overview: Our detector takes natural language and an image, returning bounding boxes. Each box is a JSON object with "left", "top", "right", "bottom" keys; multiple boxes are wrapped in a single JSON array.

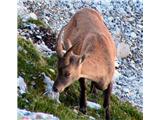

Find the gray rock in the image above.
[{"left": 117, "top": 42, "right": 130, "bottom": 58}]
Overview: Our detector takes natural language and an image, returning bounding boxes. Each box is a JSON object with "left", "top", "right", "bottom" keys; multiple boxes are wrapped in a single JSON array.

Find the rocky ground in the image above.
[{"left": 17, "top": 0, "right": 143, "bottom": 114}]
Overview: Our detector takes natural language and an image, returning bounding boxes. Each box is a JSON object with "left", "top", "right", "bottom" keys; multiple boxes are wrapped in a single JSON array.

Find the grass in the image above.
[
  {"left": 17, "top": 16, "right": 47, "bottom": 29},
  {"left": 17, "top": 18, "right": 143, "bottom": 120},
  {"left": 17, "top": 37, "right": 143, "bottom": 120},
  {"left": 27, "top": 18, "right": 47, "bottom": 28}
]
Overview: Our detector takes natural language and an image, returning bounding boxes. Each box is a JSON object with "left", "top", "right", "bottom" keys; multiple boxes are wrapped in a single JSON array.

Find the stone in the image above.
[
  {"left": 73, "top": 109, "right": 78, "bottom": 114},
  {"left": 89, "top": 116, "right": 96, "bottom": 120},
  {"left": 131, "top": 32, "right": 137, "bottom": 38},
  {"left": 117, "top": 42, "right": 130, "bottom": 58},
  {"left": 29, "top": 12, "right": 38, "bottom": 20}
]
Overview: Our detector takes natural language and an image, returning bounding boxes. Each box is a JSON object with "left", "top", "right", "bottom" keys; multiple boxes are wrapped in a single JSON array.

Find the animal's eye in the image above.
[{"left": 64, "top": 72, "right": 70, "bottom": 77}]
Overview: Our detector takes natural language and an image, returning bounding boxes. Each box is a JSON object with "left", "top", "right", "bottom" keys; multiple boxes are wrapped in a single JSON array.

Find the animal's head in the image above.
[{"left": 53, "top": 43, "right": 86, "bottom": 93}]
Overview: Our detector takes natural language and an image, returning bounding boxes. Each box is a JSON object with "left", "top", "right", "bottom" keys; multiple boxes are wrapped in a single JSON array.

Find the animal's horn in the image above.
[
  {"left": 64, "top": 42, "right": 78, "bottom": 61},
  {"left": 56, "top": 26, "right": 66, "bottom": 58}
]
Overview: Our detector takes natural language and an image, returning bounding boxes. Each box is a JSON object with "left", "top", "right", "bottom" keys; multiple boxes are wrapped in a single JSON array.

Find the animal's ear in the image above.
[{"left": 78, "top": 54, "right": 86, "bottom": 64}]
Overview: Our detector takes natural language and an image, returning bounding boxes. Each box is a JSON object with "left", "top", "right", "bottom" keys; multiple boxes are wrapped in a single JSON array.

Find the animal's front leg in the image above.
[
  {"left": 103, "top": 82, "right": 112, "bottom": 120},
  {"left": 79, "top": 78, "right": 86, "bottom": 114}
]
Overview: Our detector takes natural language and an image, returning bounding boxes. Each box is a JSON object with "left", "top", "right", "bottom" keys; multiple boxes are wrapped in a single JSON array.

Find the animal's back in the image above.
[
  {"left": 62, "top": 8, "right": 116, "bottom": 88},
  {"left": 64, "top": 8, "right": 115, "bottom": 56}
]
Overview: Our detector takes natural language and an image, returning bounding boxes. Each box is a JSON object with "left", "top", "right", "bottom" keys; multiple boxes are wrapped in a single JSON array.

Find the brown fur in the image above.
[{"left": 53, "top": 8, "right": 116, "bottom": 120}]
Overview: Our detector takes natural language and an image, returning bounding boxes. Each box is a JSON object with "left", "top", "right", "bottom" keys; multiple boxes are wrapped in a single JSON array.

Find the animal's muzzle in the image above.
[{"left": 52, "top": 86, "right": 58, "bottom": 92}]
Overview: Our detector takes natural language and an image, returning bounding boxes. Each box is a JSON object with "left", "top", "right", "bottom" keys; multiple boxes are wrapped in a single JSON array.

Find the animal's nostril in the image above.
[{"left": 53, "top": 86, "right": 58, "bottom": 92}]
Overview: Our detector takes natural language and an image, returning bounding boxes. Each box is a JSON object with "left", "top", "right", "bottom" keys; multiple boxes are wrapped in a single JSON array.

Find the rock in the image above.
[
  {"left": 49, "top": 91, "right": 61, "bottom": 104},
  {"left": 87, "top": 101, "right": 101, "bottom": 110},
  {"left": 17, "top": 1, "right": 29, "bottom": 18},
  {"left": 73, "top": 109, "right": 78, "bottom": 114},
  {"left": 42, "top": 73, "right": 61, "bottom": 103},
  {"left": 117, "top": 42, "right": 130, "bottom": 58},
  {"left": 42, "top": 72, "right": 54, "bottom": 92},
  {"left": 17, "top": 108, "right": 60, "bottom": 120},
  {"left": 18, "top": 45, "right": 23, "bottom": 51},
  {"left": 36, "top": 35, "right": 42, "bottom": 40},
  {"left": 29, "top": 13, "right": 38, "bottom": 20},
  {"left": 123, "top": 88, "right": 130, "bottom": 93},
  {"left": 89, "top": 116, "right": 96, "bottom": 120},
  {"left": 17, "top": 76, "right": 27, "bottom": 95},
  {"left": 131, "top": 32, "right": 137, "bottom": 38},
  {"left": 35, "top": 41, "right": 54, "bottom": 57},
  {"left": 113, "top": 70, "right": 121, "bottom": 82},
  {"left": 127, "top": 17, "right": 135, "bottom": 22}
]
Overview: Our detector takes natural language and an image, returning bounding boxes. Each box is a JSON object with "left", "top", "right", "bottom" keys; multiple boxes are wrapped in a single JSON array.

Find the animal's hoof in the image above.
[{"left": 79, "top": 107, "right": 87, "bottom": 114}]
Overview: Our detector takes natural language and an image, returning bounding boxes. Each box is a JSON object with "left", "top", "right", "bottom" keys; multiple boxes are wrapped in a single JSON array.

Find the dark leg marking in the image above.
[
  {"left": 79, "top": 78, "right": 87, "bottom": 114},
  {"left": 103, "top": 82, "right": 113, "bottom": 120}
]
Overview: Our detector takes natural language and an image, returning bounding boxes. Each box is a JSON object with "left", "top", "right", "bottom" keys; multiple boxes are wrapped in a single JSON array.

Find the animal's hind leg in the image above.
[
  {"left": 90, "top": 81, "right": 98, "bottom": 102},
  {"left": 79, "top": 78, "right": 87, "bottom": 114},
  {"left": 90, "top": 81, "right": 98, "bottom": 94},
  {"left": 103, "top": 82, "right": 113, "bottom": 120}
]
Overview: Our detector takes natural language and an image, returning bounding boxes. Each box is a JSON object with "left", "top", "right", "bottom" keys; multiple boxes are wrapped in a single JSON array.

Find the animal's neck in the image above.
[{"left": 80, "top": 58, "right": 103, "bottom": 82}]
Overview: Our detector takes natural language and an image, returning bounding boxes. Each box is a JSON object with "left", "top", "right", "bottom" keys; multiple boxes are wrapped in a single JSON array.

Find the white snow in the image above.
[
  {"left": 87, "top": 101, "right": 101, "bottom": 110},
  {"left": 17, "top": 108, "right": 60, "bottom": 120},
  {"left": 17, "top": 76, "right": 27, "bottom": 94}
]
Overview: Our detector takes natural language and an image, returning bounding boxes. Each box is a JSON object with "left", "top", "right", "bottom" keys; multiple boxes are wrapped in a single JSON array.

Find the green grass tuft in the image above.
[
  {"left": 17, "top": 16, "right": 47, "bottom": 28},
  {"left": 27, "top": 18, "right": 47, "bottom": 28}
]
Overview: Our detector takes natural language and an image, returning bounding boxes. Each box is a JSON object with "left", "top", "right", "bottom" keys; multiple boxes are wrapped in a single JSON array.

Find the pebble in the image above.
[
  {"left": 29, "top": 12, "right": 38, "bottom": 20},
  {"left": 131, "top": 32, "right": 137, "bottom": 38},
  {"left": 36, "top": 35, "right": 42, "bottom": 40},
  {"left": 17, "top": 45, "right": 23, "bottom": 51},
  {"left": 89, "top": 116, "right": 96, "bottom": 120},
  {"left": 87, "top": 101, "right": 101, "bottom": 110},
  {"left": 73, "top": 109, "right": 78, "bottom": 114},
  {"left": 117, "top": 42, "right": 130, "bottom": 58},
  {"left": 123, "top": 88, "right": 130, "bottom": 93}
]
